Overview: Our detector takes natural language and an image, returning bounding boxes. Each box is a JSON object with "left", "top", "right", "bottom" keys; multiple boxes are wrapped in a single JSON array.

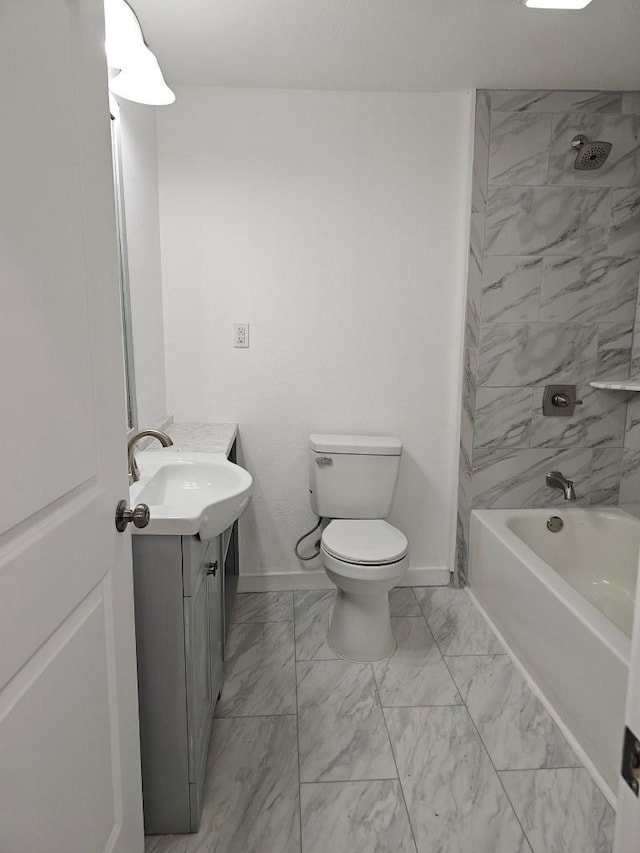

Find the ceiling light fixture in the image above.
[
  {"left": 109, "top": 44, "right": 176, "bottom": 106},
  {"left": 104, "top": 0, "right": 175, "bottom": 106},
  {"left": 520, "top": 0, "right": 593, "bottom": 8}
]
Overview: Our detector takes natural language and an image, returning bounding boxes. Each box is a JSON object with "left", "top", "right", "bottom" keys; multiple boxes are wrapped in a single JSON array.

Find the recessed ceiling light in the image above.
[{"left": 521, "top": 0, "right": 593, "bottom": 8}]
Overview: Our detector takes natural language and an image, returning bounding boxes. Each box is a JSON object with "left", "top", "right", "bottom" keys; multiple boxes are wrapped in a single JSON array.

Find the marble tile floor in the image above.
[{"left": 144, "top": 586, "right": 615, "bottom": 853}]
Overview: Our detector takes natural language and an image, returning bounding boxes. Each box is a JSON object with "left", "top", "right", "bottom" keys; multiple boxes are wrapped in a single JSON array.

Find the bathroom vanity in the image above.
[
  {"left": 131, "top": 425, "right": 246, "bottom": 834},
  {"left": 133, "top": 532, "right": 224, "bottom": 834}
]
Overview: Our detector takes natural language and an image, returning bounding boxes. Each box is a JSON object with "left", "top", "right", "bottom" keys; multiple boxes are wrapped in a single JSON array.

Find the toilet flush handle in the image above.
[{"left": 316, "top": 456, "right": 333, "bottom": 466}]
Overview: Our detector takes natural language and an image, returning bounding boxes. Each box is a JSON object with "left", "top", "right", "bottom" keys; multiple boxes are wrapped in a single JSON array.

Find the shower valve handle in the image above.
[{"left": 552, "top": 393, "right": 583, "bottom": 408}]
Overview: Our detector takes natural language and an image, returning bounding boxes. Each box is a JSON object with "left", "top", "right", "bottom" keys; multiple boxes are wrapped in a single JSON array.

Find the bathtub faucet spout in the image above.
[{"left": 546, "top": 470, "right": 577, "bottom": 501}]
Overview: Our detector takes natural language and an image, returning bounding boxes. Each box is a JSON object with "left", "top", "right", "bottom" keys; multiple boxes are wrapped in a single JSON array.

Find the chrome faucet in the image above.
[
  {"left": 545, "top": 470, "right": 577, "bottom": 501},
  {"left": 128, "top": 429, "right": 174, "bottom": 483}
]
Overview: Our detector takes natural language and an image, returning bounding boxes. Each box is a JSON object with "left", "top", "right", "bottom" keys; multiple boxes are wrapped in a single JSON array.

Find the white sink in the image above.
[{"left": 129, "top": 450, "right": 253, "bottom": 540}]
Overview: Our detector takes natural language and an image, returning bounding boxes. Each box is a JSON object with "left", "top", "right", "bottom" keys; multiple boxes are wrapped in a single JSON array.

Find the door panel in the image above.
[
  {"left": 208, "top": 544, "right": 224, "bottom": 704},
  {"left": 0, "top": 493, "right": 113, "bottom": 688},
  {"left": 182, "top": 534, "right": 211, "bottom": 596},
  {"left": 0, "top": 588, "right": 116, "bottom": 853},
  {"left": 0, "top": 1, "right": 99, "bottom": 534},
  {"left": 186, "top": 569, "right": 213, "bottom": 780},
  {"left": 0, "top": 1, "right": 144, "bottom": 850}
]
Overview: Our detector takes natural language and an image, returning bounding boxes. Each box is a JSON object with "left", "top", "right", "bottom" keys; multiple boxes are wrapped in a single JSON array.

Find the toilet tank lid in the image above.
[{"left": 309, "top": 434, "right": 402, "bottom": 455}]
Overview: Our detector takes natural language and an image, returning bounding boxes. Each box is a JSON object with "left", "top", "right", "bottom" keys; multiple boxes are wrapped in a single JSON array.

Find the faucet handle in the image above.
[
  {"left": 543, "top": 385, "right": 583, "bottom": 417},
  {"left": 552, "top": 393, "right": 583, "bottom": 408}
]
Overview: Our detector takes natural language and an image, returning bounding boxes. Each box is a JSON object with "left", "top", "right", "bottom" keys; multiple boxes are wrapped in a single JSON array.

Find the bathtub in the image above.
[{"left": 469, "top": 507, "right": 638, "bottom": 800}]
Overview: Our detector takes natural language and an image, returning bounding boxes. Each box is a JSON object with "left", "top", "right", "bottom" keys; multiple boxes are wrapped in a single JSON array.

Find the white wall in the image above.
[
  {"left": 118, "top": 100, "right": 167, "bottom": 429},
  {"left": 157, "top": 87, "right": 472, "bottom": 579}
]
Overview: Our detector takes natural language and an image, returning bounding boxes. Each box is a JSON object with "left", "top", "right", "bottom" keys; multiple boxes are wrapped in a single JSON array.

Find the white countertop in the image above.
[{"left": 165, "top": 422, "right": 238, "bottom": 457}]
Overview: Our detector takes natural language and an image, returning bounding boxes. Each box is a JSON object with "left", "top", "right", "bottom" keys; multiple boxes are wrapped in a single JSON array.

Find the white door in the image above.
[
  {"left": 0, "top": 2, "right": 144, "bottom": 851},
  {"left": 614, "top": 570, "right": 640, "bottom": 851}
]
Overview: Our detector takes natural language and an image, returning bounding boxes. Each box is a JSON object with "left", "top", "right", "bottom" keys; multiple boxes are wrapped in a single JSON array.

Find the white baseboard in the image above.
[{"left": 237, "top": 566, "right": 451, "bottom": 593}]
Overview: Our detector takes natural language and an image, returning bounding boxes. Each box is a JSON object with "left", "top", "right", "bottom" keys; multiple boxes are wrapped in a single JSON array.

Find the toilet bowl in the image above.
[{"left": 321, "top": 519, "right": 408, "bottom": 661}]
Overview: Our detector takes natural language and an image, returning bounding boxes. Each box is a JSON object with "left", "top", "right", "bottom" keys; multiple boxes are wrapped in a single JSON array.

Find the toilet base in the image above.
[{"left": 327, "top": 588, "right": 396, "bottom": 662}]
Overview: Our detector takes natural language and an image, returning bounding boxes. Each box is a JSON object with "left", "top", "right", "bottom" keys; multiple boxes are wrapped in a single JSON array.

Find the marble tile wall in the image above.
[
  {"left": 456, "top": 92, "right": 489, "bottom": 585},
  {"left": 456, "top": 89, "right": 640, "bottom": 583}
]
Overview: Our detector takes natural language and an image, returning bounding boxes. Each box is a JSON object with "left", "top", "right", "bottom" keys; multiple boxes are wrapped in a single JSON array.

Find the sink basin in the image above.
[{"left": 129, "top": 450, "right": 253, "bottom": 540}]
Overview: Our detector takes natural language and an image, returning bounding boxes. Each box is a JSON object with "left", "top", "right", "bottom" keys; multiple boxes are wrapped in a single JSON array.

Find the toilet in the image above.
[{"left": 309, "top": 434, "right": 409, "bottom": 662}]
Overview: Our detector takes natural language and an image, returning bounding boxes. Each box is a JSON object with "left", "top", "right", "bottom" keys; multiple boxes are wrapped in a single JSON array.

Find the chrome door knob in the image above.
[{"left": 115, "top": 499, "right": 151, "bottom": 532}]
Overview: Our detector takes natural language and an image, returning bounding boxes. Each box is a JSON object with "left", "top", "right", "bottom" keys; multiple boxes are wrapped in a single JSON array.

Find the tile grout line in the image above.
[
  {"left": 292, "top": 592, "right": 304, "bottom": 853},
  {"left": 233, "top": 590, "right": 296, "bottom": 625},
  {"left": 407, "top": 586, "right": 421, "bottom": 614},
  {"left": 296, "top": 657, "right": 337, "bottom": 662},
  {"left": 379, "top": 702, "right": 463, "bottom": 709},
  {"left": 215, "top": 712, "right": 297, "bottom": 720},
  {"left": 499, "top": 766, "right": 587, "bottom": 775},
  {"left": 413, "top": 588, "right": 450, "bottom": 660},
  {"left": 295, "top": 590, "right": 337, "bottom": 664},
  {"left": 440, "top": 632, "right": 535, "bottom": 852},
  {"left": 234, "top": 618, "right": 294, "bottom": 624},
  {"left": 442, "top": 652, "right": 510, "bottom": 659},
  {"left": 371, "top": 662, "right": 420, "bottom": 853},
  {"left": 403, "top": 589, "right": 439, "bottom": 645},
  {"left": 298, "top": 775, "right": 427, "bottom": 787}
]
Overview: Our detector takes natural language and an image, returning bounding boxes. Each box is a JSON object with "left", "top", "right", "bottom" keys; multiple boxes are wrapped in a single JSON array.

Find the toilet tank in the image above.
[{"left": 308, "top": 434, "right": 402, "bottom": 519}]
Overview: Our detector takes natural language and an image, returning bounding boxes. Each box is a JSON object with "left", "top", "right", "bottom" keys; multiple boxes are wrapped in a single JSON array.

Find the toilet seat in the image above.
[
  {"left": 322, "top": 519, "right": 408, "bottom": 565},
  {"left": 321, "top": 546, "right": 409, "bottom": 584}
]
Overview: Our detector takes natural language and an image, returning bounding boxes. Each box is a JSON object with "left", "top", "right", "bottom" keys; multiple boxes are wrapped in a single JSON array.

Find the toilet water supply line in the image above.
[{"left": 295, "top": 516, "right": 324, "bottom": 561}]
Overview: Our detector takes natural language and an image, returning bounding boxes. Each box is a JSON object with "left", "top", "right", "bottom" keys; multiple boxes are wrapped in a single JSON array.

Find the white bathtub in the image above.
[{"left": 469, "top": 507, "right": 638, "bottom": 800}]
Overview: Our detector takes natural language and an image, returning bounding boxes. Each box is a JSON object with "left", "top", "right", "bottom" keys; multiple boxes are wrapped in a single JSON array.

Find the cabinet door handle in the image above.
[{"left": 205, "top": 561, "right": 218, "bottom": 576}]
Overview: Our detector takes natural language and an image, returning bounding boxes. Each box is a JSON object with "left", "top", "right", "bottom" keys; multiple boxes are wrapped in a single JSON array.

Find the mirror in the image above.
[{"left": 110, "top": 112, "right": 138, "bottom": 435}]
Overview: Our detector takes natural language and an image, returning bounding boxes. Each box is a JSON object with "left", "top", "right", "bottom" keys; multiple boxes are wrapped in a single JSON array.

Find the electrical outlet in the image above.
[{"left": 233, "top": 323, "right": 249, "bottom": 348}]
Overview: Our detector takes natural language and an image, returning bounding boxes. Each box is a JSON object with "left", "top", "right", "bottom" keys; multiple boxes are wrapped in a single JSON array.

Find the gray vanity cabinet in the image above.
[{"left": 133, "top": 533, "right": 223, "bottom": 835}]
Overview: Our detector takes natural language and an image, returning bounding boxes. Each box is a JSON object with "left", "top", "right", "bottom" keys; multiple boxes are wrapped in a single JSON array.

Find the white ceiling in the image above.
[{"left": 132, "top": 0, "right": 640, "bottom": 93}]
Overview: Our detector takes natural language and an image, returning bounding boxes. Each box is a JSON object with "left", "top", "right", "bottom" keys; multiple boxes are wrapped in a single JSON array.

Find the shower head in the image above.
[{"left": 570, "top": 134, "right": 613, "bottom": 171}]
